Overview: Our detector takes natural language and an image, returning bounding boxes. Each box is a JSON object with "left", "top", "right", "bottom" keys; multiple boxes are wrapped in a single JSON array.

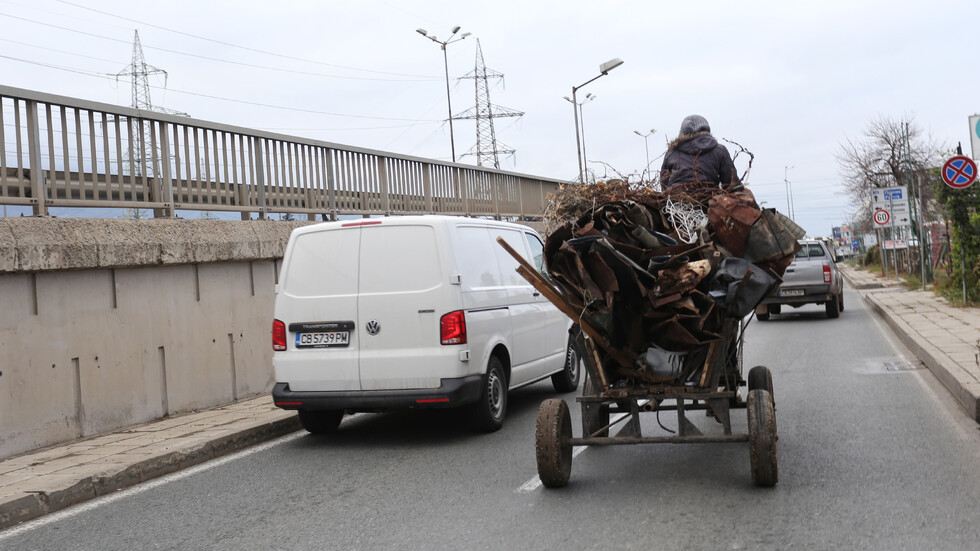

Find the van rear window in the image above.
[
  {"left": 282, "top": 229, "right": 360, "bottom": 297},
  {"left": 359, "top": 226, "right": 441, "bottom": 293}
]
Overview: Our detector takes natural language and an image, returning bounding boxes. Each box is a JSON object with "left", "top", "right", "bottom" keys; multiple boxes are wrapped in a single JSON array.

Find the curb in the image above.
[
  {"left": 842, "top": 268, "right": 980, "bottom": 423},
  {"left": 0, "top": 415, "right": 300, "bottom": 530},
  {"left": 860, "top": 293, "right": 980, "bottom": 423}
]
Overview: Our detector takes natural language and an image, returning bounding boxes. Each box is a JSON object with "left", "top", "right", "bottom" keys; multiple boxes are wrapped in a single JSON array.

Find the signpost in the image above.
[{"left": 942, "top": 147, "right": 979, "bottom": 304}]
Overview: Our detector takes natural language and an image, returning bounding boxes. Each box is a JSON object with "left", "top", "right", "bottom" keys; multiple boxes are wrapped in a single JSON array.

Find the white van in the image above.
[{"left": 271, "top": 215, "right": 579, "bottom": 433}]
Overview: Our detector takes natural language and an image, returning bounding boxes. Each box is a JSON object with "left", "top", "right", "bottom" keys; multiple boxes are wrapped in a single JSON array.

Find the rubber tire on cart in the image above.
[
  {"left": 535, "top": 398, "right": 573, "bottom": 488},
  {"left": 470, "top": 356, "right": 507, "bottom": 432},
  {"left": 747, "top": 365, "right": 774, "bottom": 404},
  {"left": 747, "top": 389, "right": 778, "bottom": 487},
  {"left": 582, "top": 372, "right": 610, "bottom": 438},
  {"left": 756, "top": 309, "right": 770, "bottom": 321},
  {"left": 839, "top": 292, "right": 845, "bottom": 312},
  {"left": 298, "top": 409, "right": 344, "bottom": 434},
  {"left": 826, "top": 294, "right": 841, "bottom": 319},
  {"left": 551, "top": 330, "right": 581, "bottom": 393}
]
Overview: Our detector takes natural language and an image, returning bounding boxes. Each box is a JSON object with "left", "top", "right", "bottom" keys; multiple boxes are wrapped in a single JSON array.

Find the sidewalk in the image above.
[
  {"left": 838, "top": 263, "right": 980, "bottom": 423},
  {"left": 0, "top": 395, "right": 299, "bottom": 530}
]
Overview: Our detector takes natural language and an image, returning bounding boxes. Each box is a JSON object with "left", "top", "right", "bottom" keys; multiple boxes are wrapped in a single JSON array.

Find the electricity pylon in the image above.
[
  {"left": 114, "top": 30, "right": 188, "bottom": 177},
  {"left": 454, "top": 39, "right": 523, "bottom": 169}
]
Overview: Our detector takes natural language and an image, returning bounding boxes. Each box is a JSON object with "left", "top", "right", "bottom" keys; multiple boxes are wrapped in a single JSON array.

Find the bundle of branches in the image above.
[{"left": 542, "top": 183, "right": 804, "bottom": 389}]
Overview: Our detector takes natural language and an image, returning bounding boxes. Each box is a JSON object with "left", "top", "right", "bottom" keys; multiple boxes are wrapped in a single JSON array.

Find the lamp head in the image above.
[
  {"left": 451, "top": 25, "right": 461, "bottom": 34},
  {"left": 416, "top": 28, "right": 428, "bottom": 36},
  {"left": 599, "top": 58, "right": 624, "bottom": 74}
]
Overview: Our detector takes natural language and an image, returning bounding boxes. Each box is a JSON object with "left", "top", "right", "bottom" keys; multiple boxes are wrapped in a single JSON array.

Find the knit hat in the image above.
[{"left": 679, "top": 114, "right": 710, "bottom": 137}]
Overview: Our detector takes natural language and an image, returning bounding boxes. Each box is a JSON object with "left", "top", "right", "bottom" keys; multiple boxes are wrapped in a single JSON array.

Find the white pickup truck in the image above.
[{"left": 756, "top": 239, "right": 843, "bottom": 320}]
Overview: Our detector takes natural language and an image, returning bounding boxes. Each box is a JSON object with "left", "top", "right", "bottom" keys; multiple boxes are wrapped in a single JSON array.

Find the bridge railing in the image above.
[{"left": 0, "top": 85, "right": 565, "bottom": 220}]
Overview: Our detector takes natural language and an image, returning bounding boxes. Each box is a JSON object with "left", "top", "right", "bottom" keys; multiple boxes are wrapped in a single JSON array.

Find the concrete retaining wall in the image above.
[
  {"left": 0, "top": 218, "right": 311, "bottom": 460},
  {"left": 0, "top": 216, "right": 546, "bottom": 460}
]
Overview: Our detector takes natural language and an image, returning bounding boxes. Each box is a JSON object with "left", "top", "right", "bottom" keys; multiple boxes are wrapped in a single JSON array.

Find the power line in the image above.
[
  {"left": 0, "top": 53, "right": 441, "bottom": 122},
  {"left": 0, "top": 11, "right": 439, "bottom": 82},
  {"left": 53, "top": 0, "right": 434, "bottom": 79}
]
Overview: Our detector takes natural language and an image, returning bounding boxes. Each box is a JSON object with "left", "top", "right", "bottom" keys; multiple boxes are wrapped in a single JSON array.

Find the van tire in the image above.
[
  {"left": 551, "top": 333, "right": 581, "bottom": 393},
  {"left": 470, "top": 356, "right": 507, "bottom": 432},
  {"left": 298, "top": 409, "right": 344, "bottom": 434}
]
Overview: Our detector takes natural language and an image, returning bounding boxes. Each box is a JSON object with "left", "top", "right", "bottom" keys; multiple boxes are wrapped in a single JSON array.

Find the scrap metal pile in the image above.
[{"left": 542, "top": 180, "right": 805, "bottom": 389}]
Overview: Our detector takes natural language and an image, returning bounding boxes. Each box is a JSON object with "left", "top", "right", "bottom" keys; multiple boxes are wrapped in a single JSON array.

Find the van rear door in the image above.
[
  {"left": 356, "top": 224, "right": 459, "bottom": 391},
  {"left": 276, "top": 226, "right": 361, "bottom": 392}
]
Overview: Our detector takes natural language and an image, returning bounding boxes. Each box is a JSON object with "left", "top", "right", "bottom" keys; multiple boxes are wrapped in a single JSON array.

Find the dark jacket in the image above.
[{"left": 660, "top": 132, "right": 740, "bottom": 190}]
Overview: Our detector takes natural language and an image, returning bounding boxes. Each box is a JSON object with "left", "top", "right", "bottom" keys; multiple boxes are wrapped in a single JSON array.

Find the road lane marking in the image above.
[{"left": 0, "top": 432, "right": 305, "bottom": 541}]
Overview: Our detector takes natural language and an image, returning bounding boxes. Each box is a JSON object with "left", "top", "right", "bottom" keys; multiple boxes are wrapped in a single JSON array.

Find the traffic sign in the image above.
[
  {"left": 871, "top": 186, "right": 910, "bottom": 228},
  {"left": 873, "top": 209, "right": 890, "bottom": 226},
  {"left": 942, "top": 155, "right": 977, "bottom": 189}
]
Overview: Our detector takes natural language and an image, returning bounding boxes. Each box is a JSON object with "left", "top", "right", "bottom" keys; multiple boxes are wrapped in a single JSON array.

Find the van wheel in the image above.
[
  {"left": 551, "top": 332, "right": 581, "bottom": 393},
  {"left": 298, "top": 409, "right": 344, "bottom": 434},
  {"left": 470, "top": 356, "right": 507, "bottom": 432}
]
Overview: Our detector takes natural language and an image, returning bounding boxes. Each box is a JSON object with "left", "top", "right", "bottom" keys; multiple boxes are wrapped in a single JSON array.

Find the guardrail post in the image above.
[
  {"left": 254, "top": 138, "right": 267, "bottom": 220},
  {"left": 156, "top": 122, "right": 174, "bottom": 218},
  {"left": 518, "top": 178, "right": 526, "bottom": 220},
  {"left": 25, "top": 100, "right": 47, "bottom": 216},
  {"left": 492, "top": 173, "right": 500, "bottom": 220},
  {"left": 379, "top": 156, "right": 390, "bottom": 215},
  {"left": 423, "top": 163, "right": 433, "bottom": 213},
  {"left": 325, "top": 148, "right": 337, "bottom": 221},
  {"left": 459, "top": 167, "right": 468, "bottom": 216}
]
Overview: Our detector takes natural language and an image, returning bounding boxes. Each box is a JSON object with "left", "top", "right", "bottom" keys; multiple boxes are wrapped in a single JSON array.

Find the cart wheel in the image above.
[
  {"left": 535, "top": 399, "right": 572, "bottom": 488},
  {"left": 747, "top": 389, "right": 778, "bottom": 487},
  {"left": 747, "top": 365, "right": 774, "bottom": 403}
]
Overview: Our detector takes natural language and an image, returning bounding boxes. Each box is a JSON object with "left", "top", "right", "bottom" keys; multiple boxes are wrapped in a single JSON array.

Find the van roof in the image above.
[{"left": 291, "top": 215, "right": 538, "bottom": 236}]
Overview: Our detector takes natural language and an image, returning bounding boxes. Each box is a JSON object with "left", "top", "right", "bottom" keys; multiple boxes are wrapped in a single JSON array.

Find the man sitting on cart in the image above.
[{"left": 660, "top": 114, "right": 741, "bottom": 191}]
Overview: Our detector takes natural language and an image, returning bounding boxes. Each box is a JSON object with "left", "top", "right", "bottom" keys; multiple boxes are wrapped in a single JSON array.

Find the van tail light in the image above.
[
  {"left": 823, "top": 265, "right": 832, "bottom": 284},
  {"left": 440, "top": 310, "right": 467, "bottom": 345},
  {"left": 272, "top": 319, "right": 287, "bottom": 351}
]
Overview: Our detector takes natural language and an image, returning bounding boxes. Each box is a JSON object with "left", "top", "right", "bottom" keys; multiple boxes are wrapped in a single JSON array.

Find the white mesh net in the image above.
[{"left": 663, "top": 197, "right": 708, "bottom": 244}]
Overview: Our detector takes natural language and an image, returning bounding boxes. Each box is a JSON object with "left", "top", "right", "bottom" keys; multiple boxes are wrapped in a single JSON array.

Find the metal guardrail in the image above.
[{"left": 0, "top": 85, "right": 565, "bottom": 220}]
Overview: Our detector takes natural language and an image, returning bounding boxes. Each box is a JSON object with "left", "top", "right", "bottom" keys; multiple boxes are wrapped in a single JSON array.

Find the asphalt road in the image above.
[{"left": 4, "top": 286, "right": 980, "bottom": 550}]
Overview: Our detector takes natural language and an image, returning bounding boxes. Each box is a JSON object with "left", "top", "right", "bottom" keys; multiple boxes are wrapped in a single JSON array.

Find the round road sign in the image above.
[
  {"left": 942, "top": 155, "right": 977, "bottom": 189},
  {"left": 873, "top": 209, "right": 890, "bottom": 226}
]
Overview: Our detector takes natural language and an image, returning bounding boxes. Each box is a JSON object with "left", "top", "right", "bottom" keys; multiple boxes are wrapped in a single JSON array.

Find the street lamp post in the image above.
[
  {"left": 417, "top": 26, "right": 471, "bottom": 163},
  {"left": 633, "top": 128, "right": 655, "bottom": 182},
  {"left": 784, "top": 165, "right": 795, "bottom": 220},
  {"left": 571, "top": 58, "right": 623, "bottom": 183},
  {"left": 564, "top": 94, "right": 596, "bottom": 179}
]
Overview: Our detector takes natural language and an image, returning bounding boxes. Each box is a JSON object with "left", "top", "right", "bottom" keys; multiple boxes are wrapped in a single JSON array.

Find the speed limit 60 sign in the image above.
[{"left": 873, "top": 209, "right": 890, "bottom": 226}]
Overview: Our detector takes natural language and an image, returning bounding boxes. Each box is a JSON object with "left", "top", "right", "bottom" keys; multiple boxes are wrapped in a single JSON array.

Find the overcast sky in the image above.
[{"left": 2, "top": 0, "right": 977, "bottom": 236}]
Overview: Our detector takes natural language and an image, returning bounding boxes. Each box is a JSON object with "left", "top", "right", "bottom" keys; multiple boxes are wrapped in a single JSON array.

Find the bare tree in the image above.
[{"left": 836, "top": 115, "right": 946, "bottom": 228}]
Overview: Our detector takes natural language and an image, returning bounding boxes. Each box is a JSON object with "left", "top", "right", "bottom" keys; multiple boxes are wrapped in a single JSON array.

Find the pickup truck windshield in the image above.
[{"left": 794, "top": 244, "right": 825, "bottom": 258}]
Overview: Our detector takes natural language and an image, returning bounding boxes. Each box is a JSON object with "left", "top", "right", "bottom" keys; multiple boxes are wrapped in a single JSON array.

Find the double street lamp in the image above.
[
  {"left": 633, "top": 128, "right": 656, "bottom": 182},
  {"left": 417, "top": 26, "right": 471, "bottom": 163},
  {"left": 564, "top": 93, "right": 596, "bottom": 178},
  {"left": 571, "top": 58, "right": 623, "bottom": 183}
]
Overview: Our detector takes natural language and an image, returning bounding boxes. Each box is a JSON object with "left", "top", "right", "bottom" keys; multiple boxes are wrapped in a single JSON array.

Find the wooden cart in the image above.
[{"left": 496, "top": 237, "right": 778, "bottom": 488}]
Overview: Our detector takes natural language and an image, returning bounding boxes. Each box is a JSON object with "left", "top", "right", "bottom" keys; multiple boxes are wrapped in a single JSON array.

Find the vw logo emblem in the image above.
[{"left": 365, "top": 320, "right": 381, "bottom": 336}]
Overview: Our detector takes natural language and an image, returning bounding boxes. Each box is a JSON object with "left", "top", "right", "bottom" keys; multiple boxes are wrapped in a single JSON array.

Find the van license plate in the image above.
[
  {"left": 296, "top": 331, "right": 350, "bottom": 348},
  {"left": 779, "top": 289, "right": 805, "bottom": 297}
]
